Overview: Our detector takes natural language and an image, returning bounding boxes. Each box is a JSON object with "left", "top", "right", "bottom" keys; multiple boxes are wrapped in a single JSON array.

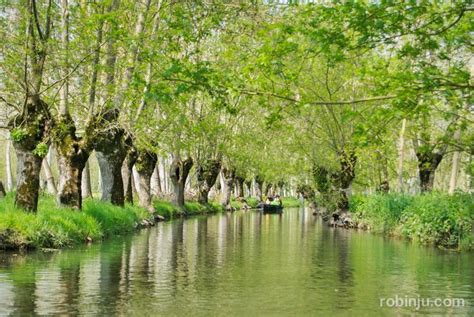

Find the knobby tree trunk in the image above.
[
  {"left": 54, "top": 115, "right": 89, "bottom": 209},
  {"left": 170, "top": 156, "right": 193, "bottom": 209},
  {"left": 220, "top": 167, "right": 235, "bottom": 210},
  {"left": 332, "top": 150, "right": 357, "bottom": 211},
  {"left": 135, "top": 150, "right": 158, "bottom": 212},
  {"left": 96, "top": 128, "right": 127, "bottom": 206},
  {"left": 81, "top": 160, "right": 93, "bottom": 199},
  {"left": 14, "top": 145, "right": 43, "bottom": 212},
  {"left": 196, "top": 158, "right": 221, "bottom": 204},
  {"left": 10, "top": 99, "right": 52, "bottom": 212},
  {"left": 121, "top": 146, "right": 138, "bottom": 204}
]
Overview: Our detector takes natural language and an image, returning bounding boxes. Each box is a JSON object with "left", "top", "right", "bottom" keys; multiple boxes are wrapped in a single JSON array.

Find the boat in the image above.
[{"left": 261, "top": 204, "right": 283, "bottom": 213}]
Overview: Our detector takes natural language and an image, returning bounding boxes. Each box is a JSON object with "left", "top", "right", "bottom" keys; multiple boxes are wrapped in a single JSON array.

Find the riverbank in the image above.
[
  {"left": 0, "top": 194, "right": 301, "bottom": 251},
  {"left": 348, "top": 192, "right": 474, "bottom": 251}
]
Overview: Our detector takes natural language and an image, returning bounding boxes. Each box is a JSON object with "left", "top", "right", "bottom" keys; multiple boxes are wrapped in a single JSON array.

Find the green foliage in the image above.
[
  {"left": 400, "top": 193, "right": 474, "bottom": 249},
  {"left": 351, "top": 194, "right": 414, "bottom": 233},
  {"left": 350, "top": 193, "right": 474, "bottom": 250},
  {"left": 10, "top": 127, "right": 28, "bottom": 142},
  {"left": 153, "top": 200, "right": 223, "bottom": 220},
  {"left": 33, "top": 142, "right": 49, "bottom": 158}
]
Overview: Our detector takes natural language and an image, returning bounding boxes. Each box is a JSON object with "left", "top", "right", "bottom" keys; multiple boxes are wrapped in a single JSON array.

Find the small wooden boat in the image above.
[{"left": 262, "top": 204, "right": 283, "bottom": 213}]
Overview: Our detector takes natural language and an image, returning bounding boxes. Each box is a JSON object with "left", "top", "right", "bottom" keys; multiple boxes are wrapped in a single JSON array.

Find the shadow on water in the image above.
[{"left": 0, "top": 208, "right": 473, "bottom": 316}]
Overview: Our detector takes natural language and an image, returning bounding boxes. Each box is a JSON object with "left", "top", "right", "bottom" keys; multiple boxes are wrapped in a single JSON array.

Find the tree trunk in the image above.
[
  {"left": 397, "top": 118, "right": 407, "bottom": 192},
  {"left": 196, "top": 158, "right": 221, "bottom": 204},
  {"left": 245, "top": 180, "right": 252, "bottom": 198},
  {"left": 255, "top": 176, "right": 264, "bottom": 202},
  {"left": 151, "top": 161, "right": 162, "bottom": 197},
  {"left": 170, "top": 156, "right": 193, "bottom": 209},
  {"left": 220, "top": 167, "right": 235, "bottom": 210},
  {"left": 135, "top": 150, "right": 158, "bottom": 212},
  {"left": 53, "top": 114, "right": 90, "bottom": 209},
  {"left": 448, "top": 129, "right": 462, "bottom": 194},
  {"left": 42, "top": 158, "right": 57, "bottom": 196},
  {"left": 234, "top": 176, "right": 245, "bottom": 198},
  {"left": 81, "top": 160, "right": 93, "bottom": 199},
  {"left": 0, "top": 182, "right": 6, "bottom": 198},
  {"left": 56, "top": 153, "right": 87, "bottom": 209},
  {"left": 376, "top": 150, "right": 389, "bottom": 193},
  {"left": 122, "top": 147, "right": 138, "bottom": 204},
  {"left": 9, "top": 99, "right": 51, "bottom": 212},
  {"left": 14, "top": 147, "right": 43, "bottom": 212},
  {"left": 264, "top": 182, "right": 272, "bottom": 197},
  {"left": 96, "top": 130, "right": 127, "bottom": 206},
  {"left": 416, "top": 152, "right": 443, "bottom": 192},
  {"left": 332, "top": 150, "right": 357, "bottom": 211},
  {"left": 6, "top": 139, "right": 13, "bottom": 191}
]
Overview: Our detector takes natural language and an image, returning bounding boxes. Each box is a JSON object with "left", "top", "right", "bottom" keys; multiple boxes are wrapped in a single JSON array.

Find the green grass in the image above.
[
  {"left": 153, "top": 199, "right": 224, "bottom": 220},
  {"left": 0, "top": 193, "right": 150, "bottom": 250},
  {"left": 281, "top": 197, "right": 302, "bottom": 208},
  {"left": 350, "top": 192, "right": 474, "bottom": 250}
]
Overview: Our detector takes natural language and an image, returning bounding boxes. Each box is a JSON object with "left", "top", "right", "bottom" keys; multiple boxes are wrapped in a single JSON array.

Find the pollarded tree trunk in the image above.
[
  {"left": 135, "top": 150, "right": 158, "bottom": 212},
  {"left": 9, "top": 99, "right": 52, "bottom": 212},
  {"left": 196, "top": 158, "right": 221, "bottom": 204},
  {"left": 170, "top": 156, "right": 193, "bottom": 209},
  {"left": 95, "top": 127, "right": 127, "bottom": 206},
  {"left": 121, "top": 146, "right": 138, "bottom": 204},
  {"left": 14, "top": 147, "right": 43, "bottom": 212},
  {"left": 56, "top": 154, "right": 88, "bottom": 209},
  {"left": 220, "top": 167, "right": 235, "bottom": 211},
  {"left": 332, "top": 150, "right": 357, "bottom": 211},
  {"left": 54, "top": 115, "right": 90, "bottom": 209}
]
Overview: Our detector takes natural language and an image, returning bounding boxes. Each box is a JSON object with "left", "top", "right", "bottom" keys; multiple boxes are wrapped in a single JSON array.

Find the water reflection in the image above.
[{"left": 0, "top": 208, "right": 473, "bottom": 316}]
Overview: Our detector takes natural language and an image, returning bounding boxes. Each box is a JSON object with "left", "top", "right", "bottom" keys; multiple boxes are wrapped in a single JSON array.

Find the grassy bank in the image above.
[
  {"left": 349, "top": 192, "right": 474, "bottom": 250},
  {"left": 0, "top": 194, "right": 231, "bottom": 250},
  {"left": 0, "top": 194, "right": 302, "bottom": 251},
  {"left": 0, "top": 193, "right": 151, "bottom": 250},
  {"left": 153, "top": 200, "right": 224, "bottom": 220}
]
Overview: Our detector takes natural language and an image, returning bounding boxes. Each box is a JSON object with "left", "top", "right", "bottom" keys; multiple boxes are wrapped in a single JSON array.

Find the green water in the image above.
[{"left": 0, "top": 208, "right": 473, "bottom": 316}]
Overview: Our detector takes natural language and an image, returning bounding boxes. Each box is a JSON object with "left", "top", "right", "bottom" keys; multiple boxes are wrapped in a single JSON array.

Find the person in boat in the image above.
[
  {"left": 265, "top": 196, "right": 273, "bottom": 204},
  {"left": 271, "top": 195, "right": 282, "bottom": 206}
]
